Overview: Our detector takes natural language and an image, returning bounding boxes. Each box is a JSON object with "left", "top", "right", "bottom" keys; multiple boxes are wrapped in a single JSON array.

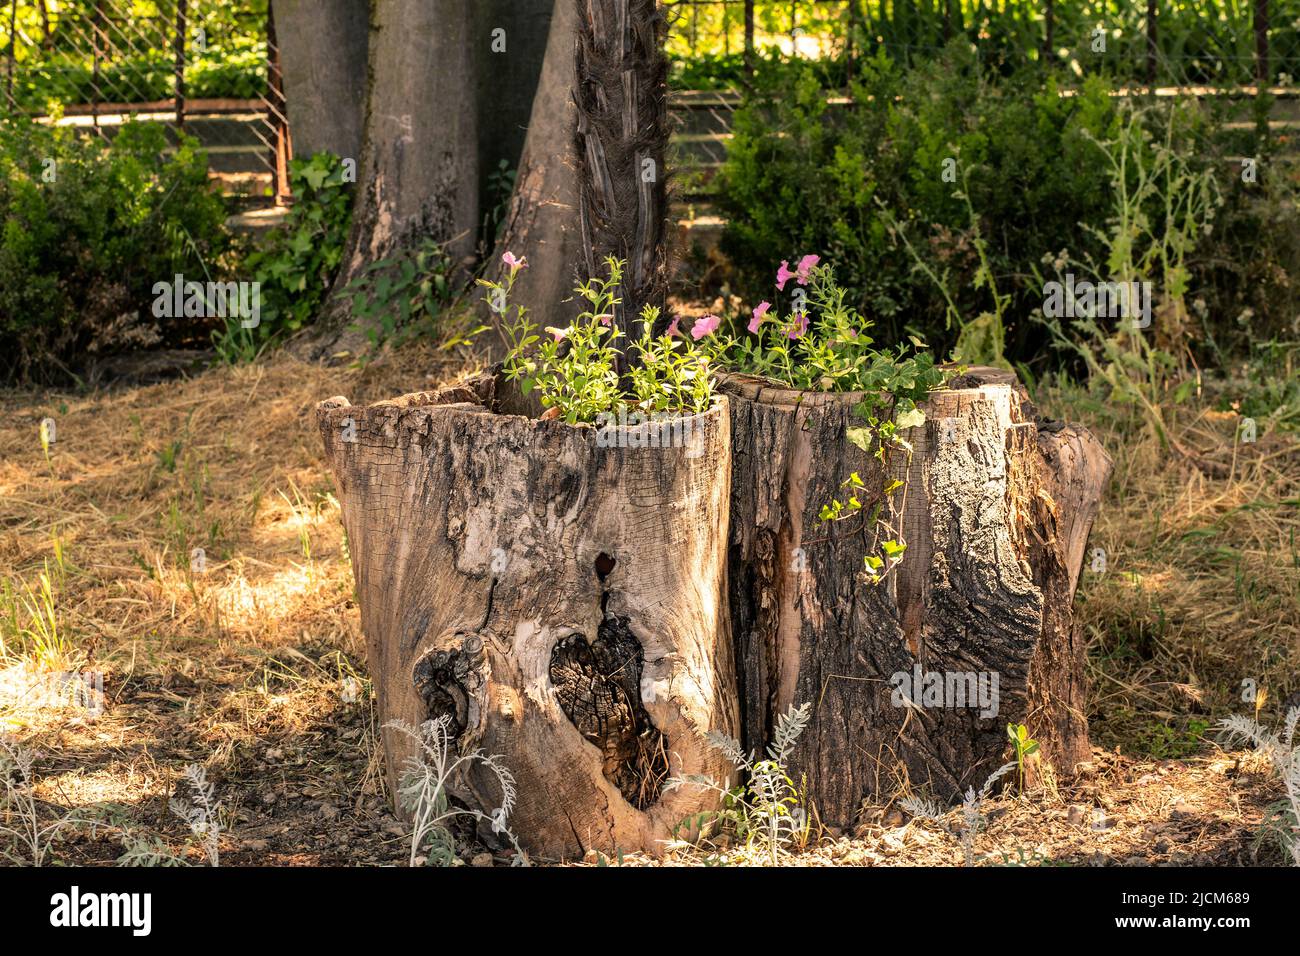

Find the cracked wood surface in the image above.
[
  {"left": 317, "top": 373, "right": 738, "bottom": 859},
  {"left": 721, "top": 368, "right": 1112, "bottom": 825}
]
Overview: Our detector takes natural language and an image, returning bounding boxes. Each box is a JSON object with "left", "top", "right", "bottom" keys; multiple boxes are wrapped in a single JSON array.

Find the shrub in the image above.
[
  {"left": 717, "top": 44, "right": 1119, "bottom": 363},
  {"left": 0, "top": 117, "right": 227, "bottom": 382},
  {"left": 215, "top": 151, "right": 352, "bottom": 362}
]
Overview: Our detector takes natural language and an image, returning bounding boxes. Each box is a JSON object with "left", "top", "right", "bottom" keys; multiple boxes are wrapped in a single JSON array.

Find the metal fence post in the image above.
[
  {"left": 1145, "top": 0, "right": 1158, "bottom": 88},
  {"left": 744, "top": 0, "right": 754, "bottom": 75},
  {"left": 92, "top": 0, "right": 103, "bottom": 128},
  {"left": 1043, "top": 0, "right": 1055, "bottom": 62},
  {"left": 174, "top": 0, "right": 187, "bottom": 132},
  {"left": 5, "top": 0, "right": 17, "bottom": 111},
  {"left": 267, "top": 1, "right": 291, "bottom": 203},
  {"left": 1255, "top": 0, "right": 1270, "bottom": 88}
]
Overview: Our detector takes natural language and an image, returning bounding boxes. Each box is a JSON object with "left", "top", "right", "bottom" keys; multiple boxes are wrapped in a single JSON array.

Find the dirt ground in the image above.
[{"left": 0, "top": 350, "right": 1295, "bottom": 866}]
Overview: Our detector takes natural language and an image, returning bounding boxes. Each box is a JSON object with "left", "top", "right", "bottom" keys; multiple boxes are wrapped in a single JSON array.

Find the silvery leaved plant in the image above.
[
  {"left": 169, "top": 763, "right": 223, "bottom": 866},
  {"left": 385, "top": 715, "right": 528, "bottom": 867},
  {"left": 665, "top": 702, "right": 812, "bottom": 866},
  {"left": 900, "top": 761, "right": 1017, "bottom": 867},
  {"left": 1218, "top": 707, "right": 1300, "bottom": 865}
]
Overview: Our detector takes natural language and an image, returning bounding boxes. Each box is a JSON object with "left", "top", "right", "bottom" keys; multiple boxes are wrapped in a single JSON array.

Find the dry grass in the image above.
[
  {"left": 1038, "top": 381, "right": 1300, "bottom": 758},
  {"left": 0, "top": 346, "right": 473, "bottom": 864},
  {"left": 0, "top": 347, "right": 1293, "bottom": 865}
]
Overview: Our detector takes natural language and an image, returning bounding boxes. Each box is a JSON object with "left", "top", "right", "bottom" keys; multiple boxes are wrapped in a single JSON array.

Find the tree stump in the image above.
[
  {"left": 316, "top": 373, "right": 739, "bottom": 859},
  {"left": 720, "top": 367, "right": 1112, "bottom": 826}
]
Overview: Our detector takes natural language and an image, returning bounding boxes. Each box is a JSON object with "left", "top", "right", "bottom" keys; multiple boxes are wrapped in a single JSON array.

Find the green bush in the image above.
[
  {"left": 0, "top": 118, "right": 227, "bottom": 382},
  {"left": 215, "top": 152, "right": 353, "bottom": 362},
  {"left": 718, "top": 44, "right": 1121, "bottom": 362}
]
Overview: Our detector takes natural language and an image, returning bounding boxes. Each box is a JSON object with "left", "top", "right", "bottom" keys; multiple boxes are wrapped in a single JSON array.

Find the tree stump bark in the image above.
[
  {"left": 720, "top": 367, "right": 1112, "bottom": 826},
  {"left": 316, "top": 373, "right": 739, "bottom": 859}
]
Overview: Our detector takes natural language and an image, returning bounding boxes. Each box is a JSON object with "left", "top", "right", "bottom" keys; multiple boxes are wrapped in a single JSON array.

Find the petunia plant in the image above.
[
  {"left": 697, "top": 256, "right": 951, "bottom": 583},
  {"left": 484, "top": 255, "right": 715, "bottom": 425}
]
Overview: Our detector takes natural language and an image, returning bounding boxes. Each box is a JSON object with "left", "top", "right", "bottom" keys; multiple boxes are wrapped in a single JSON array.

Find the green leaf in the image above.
[
  {"left": 895, "top": 407, "right": 926, "bottom": 430},
  {"left": 846, "top": 427, "right": 873, "bottom": 452}
]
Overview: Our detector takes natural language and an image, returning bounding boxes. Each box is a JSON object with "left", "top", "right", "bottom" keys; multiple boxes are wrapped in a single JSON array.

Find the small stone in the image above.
[
  {"left": 583, "top": 848, "right": 599, "bottom": 864},
  {"left": 244, "top": 838, "right": 268, "bottom": 852},
  {"left": 1091, "top": 810, "right": 1114, "bottom": 830},
  {"left": 471, "top": 852, "right": 494, "bottom": 867},
  {"left": 1067, "top": 804, "right": 1087, "bottom": 826}
]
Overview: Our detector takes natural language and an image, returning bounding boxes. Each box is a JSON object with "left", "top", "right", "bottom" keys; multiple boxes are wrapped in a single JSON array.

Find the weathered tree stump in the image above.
[
  {"left": 720, "top": 367, "right": 1111, "bottom": 826},
  {"left": 316, "top": 372, "right": 739, "bottom": 859}
]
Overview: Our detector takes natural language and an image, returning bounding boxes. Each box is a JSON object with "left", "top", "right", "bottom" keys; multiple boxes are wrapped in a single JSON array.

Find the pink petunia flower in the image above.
[
  {"left": 748, "top": 301, "right": 771, "bottom": 334},
  {"left": 691, "top": 314, "right": 721, "bottom": 340},
  {"left": 775, "top": 260, "right": 796, "bottom": 291},
  {"left": 795, "top": 254, "right": 820, "bottom": 284},
  {"left": 596, "top": 313, "right": 613, "bottom": 326},
  {"left": 502, "top": 251, "right": 528, "bottom": 271},
  {"left": 786, "top": 312, "right": 809, "bottom": 339},
  {"left": 546, "top": 326, "right": 568, "bottom": 342},
  {"left": 666, "top": 315, "right": 682, "bottom": 336}
]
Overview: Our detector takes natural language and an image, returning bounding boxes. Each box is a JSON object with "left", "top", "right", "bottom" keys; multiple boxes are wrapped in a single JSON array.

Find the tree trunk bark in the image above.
[
  {"left": 316, "top": 373, "right": 739, "bottom": 859},
  {"left": 474, "top": 0, "right": 555, "bottom": 222},
  {"left": 313, "top": 0, "right": 480, "bottom": 354},
  {"left": 573, "top": 0, "right": 671, "bottom": 355},
  {"left": 484, "top": 0, "right": 583, "bottom": 355},
  {"left": 273, "top": 0, "right": 369, "bottom": 164},
  {"left": 720, "top": 367, "right": 1110, "bottom": 826}
]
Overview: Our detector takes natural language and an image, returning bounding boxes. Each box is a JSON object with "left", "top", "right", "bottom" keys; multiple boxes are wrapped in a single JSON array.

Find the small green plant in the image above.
[
  {"left": 278, "top": 480, "right": 317, "bottom": 580},
  {"left": 156, "top": 439, "right": 182, "bottom": 474},
  {"left": 1036, "top": 99, "right": 1221, "bottom": 451},
  {"left": 666, "top": 702, "right": 813, "bottom": 866},
  {"left": 5, "top": 561, "right": 75, "bottom": 672},
  {"left": 385, "top": 716, "right": 527, "bottom": 867},
  {"left": 345, "top": 237, "right": 465, "bottom": 354},
  {"left": 722, "top": 258, "right": 946, "bottom": 584},
  {"left": 489, "top": 254, "right": 716, "bottom": 424},
  {"left": 1007, "top": 723, "right": 1039, "bottom": 794},
  {"left": 1218, "top": 707, "right": 1300, "bottom": 866}
]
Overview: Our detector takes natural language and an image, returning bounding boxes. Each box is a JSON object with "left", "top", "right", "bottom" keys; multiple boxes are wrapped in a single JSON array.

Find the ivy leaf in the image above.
[
  {"left": 302, "top": 163, "right": 330, "bottom": 191},
  {"left": 895, "top": 407, "right": 926, "bottom": 430},
  {"left": 846, "top": 426, "right": 873, "bottom": 452},
  {"left": 881, "top": 539, "right": 907, "bottom": 559}
]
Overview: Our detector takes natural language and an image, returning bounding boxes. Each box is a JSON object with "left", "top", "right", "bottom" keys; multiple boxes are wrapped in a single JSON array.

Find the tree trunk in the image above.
[
  {"left": 316, "top": 373, "right": 739, "bottom": 859},
  {"left": 314, "top": 0, "right": 480, "bottom": 353},
  {"left": 573, "top": 0, "right": 671, "bottom": 354},
  {"left": 273, "top": 0, "right": 369, "bottom": 164},
  {"left": 474, "top": 0, "right": 555, "bottom": 223},
  {"left": 721, "top": 367, "right": 1110, "bottom": 826},
  {"left": 485, "top": 0, "right": 583, "bottom": 354}
]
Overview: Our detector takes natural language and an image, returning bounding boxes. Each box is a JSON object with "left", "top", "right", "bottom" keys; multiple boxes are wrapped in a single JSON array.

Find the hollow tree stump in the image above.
[
  {"left": 316, "top": 372, "right": 739, "bottom": 859},
  {"left": 720, "top": 367, "right": 1112, "bottom": 826}
]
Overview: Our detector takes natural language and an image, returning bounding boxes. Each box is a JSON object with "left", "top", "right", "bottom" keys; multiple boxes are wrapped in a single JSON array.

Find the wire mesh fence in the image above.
[
  {"left": 1, "top": 0, "right": 288, "bottom": 199},
  {"left": 664, "top": 0, "right": 1300, "bottom": 89}
]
